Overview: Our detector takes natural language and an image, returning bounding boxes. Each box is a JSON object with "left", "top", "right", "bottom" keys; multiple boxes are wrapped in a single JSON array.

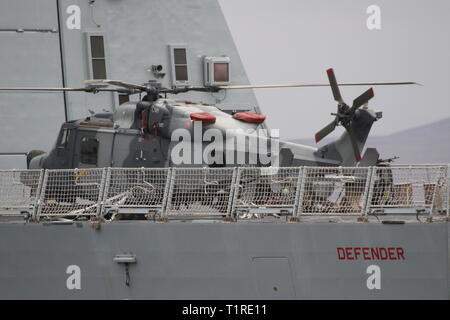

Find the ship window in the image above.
[
  {"left": 175, "top": 65, "right": 188, "bottom": 81},
  {"left": 169, "top": 45, "right": 189, "bottom": 86},
  {"left": 174, "top": 48, "right": 187, "bottom": 65},
  {"left": 203, "top": 57, "right": 231, "bottom": 86},
  {"left": 214, "top": 63, "right": 229, "bottom": 82},
  {"left": 80, "top": 137, "right": 99, "bottom": 165},
  {"left": 87, "top": 34, "right": 107, "bottom": 79}
]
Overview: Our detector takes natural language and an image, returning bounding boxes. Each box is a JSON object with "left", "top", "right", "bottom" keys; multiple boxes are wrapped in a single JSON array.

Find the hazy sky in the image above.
[{"left": 218, "top": 0, "right": 450, "bottom": 139}]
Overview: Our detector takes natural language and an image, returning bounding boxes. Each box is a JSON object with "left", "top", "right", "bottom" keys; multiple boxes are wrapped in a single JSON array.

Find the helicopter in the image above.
[{"left": 0, "top": 68, "right": 417, "bottom": 170}]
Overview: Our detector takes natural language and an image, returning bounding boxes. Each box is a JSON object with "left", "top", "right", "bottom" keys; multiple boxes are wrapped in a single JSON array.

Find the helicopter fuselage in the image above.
[{"left": 29, "top": 98, "right": 378, "bottom": 170}]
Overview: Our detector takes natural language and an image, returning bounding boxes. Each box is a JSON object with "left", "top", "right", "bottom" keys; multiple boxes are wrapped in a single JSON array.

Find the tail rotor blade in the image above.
[
  {"left": 326, "top": 68, "right": 344, "bottom": 104},
  {"left": 349, "top": 88, "right": 374, "bottom": 113},
  {"left": 343, "top": 124, "right": 362, "bottom": 161},
  {"left": 315, "top": 120, "right": 336, "bottom": 143}
]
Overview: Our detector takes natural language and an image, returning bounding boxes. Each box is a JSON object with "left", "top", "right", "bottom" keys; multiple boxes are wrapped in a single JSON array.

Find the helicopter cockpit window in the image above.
[
  {"left": 80, "top": 137, "right": 99, "bottom": 165},
  {"left": 57, "top": 128, "right": 70, "bottom": 149},
  {"left": 169, "top": 45, "right": 189, "bottom": 86}
]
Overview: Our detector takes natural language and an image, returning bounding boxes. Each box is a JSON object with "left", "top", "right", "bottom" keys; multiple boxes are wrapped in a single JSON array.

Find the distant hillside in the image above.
[{"left": 290, "top": 117, "right": 450, "bottom": 164}]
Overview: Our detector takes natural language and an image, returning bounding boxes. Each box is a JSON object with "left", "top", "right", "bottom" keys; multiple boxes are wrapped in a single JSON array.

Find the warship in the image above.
[{"left": 0, "top": 0, "right": 448, "bottom": 300}]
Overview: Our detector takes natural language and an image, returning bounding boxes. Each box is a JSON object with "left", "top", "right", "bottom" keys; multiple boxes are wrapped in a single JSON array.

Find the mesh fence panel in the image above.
[
  {"left": 447, "top": 165, "right": 450, "bottom": 217},
  {"left": 165, "top": 167, "right": 236, "bottom": 217},
  {"left": 368, "top": 166, "right": 448, "bottom": 213},
  {"left": 298, "top": 167, "right": 371, "bottom": 216},
  {"left": 102, "top": 168, "right": 170, "bottom": 211},
  {"left": 0, "top": 169, "right": 43, "bottom": 211},
  {"left": 232, "top": 167, "right": 301, "bottom": 215},
  {"left": 37, "top": 168, "right": 106, "bottom": 217},
  {"left": 0, "top": 165, "right": 447, "bottom": 220}
]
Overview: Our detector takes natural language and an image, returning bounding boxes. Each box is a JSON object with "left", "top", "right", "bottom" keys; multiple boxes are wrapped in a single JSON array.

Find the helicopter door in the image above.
[
  {"left": 112, "top": 132, "right": 166, "bottom": 168},
  {"left": 55, "top": 126, "right": 74, "bottom": 168},
  {"left": 73, "top": 131, "right": 113, "bottom": 168}
]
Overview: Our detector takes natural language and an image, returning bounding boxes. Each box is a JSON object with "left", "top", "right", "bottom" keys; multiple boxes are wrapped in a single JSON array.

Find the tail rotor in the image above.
[{"left": 315, "top": 68, "right": 375, "bottom": 161}]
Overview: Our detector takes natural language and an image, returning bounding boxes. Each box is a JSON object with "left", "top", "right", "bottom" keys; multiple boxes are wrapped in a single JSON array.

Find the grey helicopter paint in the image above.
[{"left": 0, "top": 0, "right": 448, "bottom": 301}]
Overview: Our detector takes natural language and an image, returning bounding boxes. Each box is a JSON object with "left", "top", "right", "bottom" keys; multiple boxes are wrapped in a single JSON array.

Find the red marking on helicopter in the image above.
[
  {"left": 183, "top": 120, "right": 193, "bottom": 128},
  {"left": 190, "top": 112, "right": 216, "bottom": 124},
  {"left": 315, "top": 133, "right": 321, "bottom": 143},
  {"left": 233, "top": 112, "right": 266, "bottom": 124},
  {"left": 140, "top": 110, "right": 148, "bottom": 130},
  {"left": 151, "top": 123, "right": 158, "bottom": 135}
]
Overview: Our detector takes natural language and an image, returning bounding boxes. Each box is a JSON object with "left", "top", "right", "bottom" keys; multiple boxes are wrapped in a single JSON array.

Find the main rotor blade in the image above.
[
  {"left": 85, "top": 79, "right": 148, "bottom": 91},
  {"left": 162, "top": 86, "right": 220, "bottom": 94},
  {"left": 343, "top": 124, "right": 362, "bottom": 162},
  {"left": 0, "top": 81, "right": 419, "bottom": 93},
  {"left": 0, "top": 87, "right": 137, "bottom": 94},
  {"left": 216, "top": 82, "right": 419, "bottom": 90},
  {"left": 0, "top": 87, "right": 90, "bottom": 92},
  {"left": 349, "top": 88, "right": 374, "bottom": 113},
  {"left": 326, "top": 68, "right": 344, "bottom": 104},
  {"left": 315, "top": 120, "right": 337, "bottom": 143}
]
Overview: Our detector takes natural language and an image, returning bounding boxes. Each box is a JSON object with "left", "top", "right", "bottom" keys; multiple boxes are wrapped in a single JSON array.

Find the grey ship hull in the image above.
[{"left": 0, "top": 220, "right": 448, "bottom": 299}]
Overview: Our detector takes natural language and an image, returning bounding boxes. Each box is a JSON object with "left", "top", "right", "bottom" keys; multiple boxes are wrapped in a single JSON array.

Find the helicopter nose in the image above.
[{"left": 27, "top": 150, "right": 46, "bottom": 169}]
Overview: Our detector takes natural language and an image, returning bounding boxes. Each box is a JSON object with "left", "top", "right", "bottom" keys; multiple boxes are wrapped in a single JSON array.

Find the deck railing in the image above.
[{"left": 0, "top": 165, "right": 448, "bottom": 220}]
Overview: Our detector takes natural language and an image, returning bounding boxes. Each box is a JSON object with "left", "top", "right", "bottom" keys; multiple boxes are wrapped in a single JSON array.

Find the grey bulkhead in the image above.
[
  {"left": 0, "top": 0, "right": 260, "bottom": 168},
  {"left": 0, "top": 221, "right": 448, "bottom": 299}
]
